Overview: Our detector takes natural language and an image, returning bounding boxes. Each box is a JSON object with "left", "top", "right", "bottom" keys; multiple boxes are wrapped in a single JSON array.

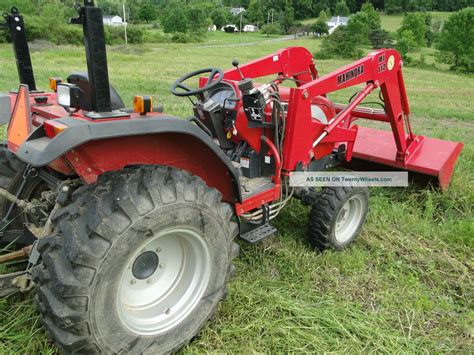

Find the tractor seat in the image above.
[{"left": 67, "top": 72, "right": 125, "bottom": 111}]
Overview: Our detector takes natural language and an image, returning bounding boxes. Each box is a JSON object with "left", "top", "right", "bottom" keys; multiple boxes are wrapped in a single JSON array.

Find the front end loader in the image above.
[{"left": 0, "top": 1, "right": 463, "bottom": 353}]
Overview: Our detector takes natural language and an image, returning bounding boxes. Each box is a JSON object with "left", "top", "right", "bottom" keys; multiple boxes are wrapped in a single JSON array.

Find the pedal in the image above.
[{"left": 240, "top": 223, "right": 277, "bottom": 243}]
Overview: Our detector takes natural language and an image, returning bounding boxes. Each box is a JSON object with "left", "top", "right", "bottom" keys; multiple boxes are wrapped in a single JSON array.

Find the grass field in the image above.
[{"left": 0, "top": 35, "right": 473, "bottom": 353}]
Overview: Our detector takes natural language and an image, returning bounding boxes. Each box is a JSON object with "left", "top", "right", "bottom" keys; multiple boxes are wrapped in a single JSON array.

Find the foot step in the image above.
[{"left": 240, "top": 224, "right": 277, "bottom": 243}]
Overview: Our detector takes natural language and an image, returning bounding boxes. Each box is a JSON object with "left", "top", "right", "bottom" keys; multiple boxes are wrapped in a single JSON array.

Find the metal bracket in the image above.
[{"left": 0, "top": 271, "right": 33, "bottom": 297}]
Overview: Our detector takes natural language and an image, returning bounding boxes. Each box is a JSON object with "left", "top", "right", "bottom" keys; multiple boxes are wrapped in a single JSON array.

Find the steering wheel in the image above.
[{"left": 171, "top": 68, "right": 224, "bottom": 97}]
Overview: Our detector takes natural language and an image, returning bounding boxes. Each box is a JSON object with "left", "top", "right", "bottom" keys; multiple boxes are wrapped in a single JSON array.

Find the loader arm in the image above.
[
  {"left": 281, "top": 48, "right": 462, "bottom": 189},
  {"left": 224, "top": 46, "right": 317, "bottom": 85}
]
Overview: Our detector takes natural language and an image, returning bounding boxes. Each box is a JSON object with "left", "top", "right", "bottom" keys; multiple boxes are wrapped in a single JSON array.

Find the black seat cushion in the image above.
[{"left": 67, "top": 72, "right": 125, "bottom": 111}]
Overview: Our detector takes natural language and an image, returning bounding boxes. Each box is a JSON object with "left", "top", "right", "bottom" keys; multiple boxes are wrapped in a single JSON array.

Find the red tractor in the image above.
[{"left": 0, "top": 2, "right": 463, "bottom": 353}]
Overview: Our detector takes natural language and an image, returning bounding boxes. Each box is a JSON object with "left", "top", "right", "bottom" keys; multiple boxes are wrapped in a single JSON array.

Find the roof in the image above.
[
  {"left": 327, "top": 16, "right": 349, "bottom": 24},
  {"left": 230, "top": 7, "right": 246, "bottom": 16},
  {"left": 103, "top": 15, "right": 122, "bottom": 20}
]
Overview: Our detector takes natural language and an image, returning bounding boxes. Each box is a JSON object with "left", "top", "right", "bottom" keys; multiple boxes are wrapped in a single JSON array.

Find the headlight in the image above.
[{"left": 57, "top": 83, "right": 82, "bottom": 109}]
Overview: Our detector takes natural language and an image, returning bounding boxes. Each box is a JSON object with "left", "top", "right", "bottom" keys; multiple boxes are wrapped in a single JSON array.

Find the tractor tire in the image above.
[
  {"left": 307, "top": 186, "right": 369, "bottom": 251},
  {"left": 32, "top": 165, "right": 239, "bottom": 354},
  {"left": 0, "top": 141, "right": 51, "bottom": 238},
  {"left": 0, "top": 141, "right": 25, "bottom": 211},
  {"left": 0, "top": 141, "right": 26, "bottom": 228}
]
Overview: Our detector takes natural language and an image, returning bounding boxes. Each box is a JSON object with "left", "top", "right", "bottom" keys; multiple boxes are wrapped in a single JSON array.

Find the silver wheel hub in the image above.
[
  {"left": 335, "top": 195, "right": 364, "bottom": 243},
  {"left": 117, "top": 228, "right": 211, "bottom": 335}
]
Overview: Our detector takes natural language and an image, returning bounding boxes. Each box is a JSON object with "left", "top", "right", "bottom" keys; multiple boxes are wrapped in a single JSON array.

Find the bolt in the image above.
[
  {"left": 130, "top": 279, "right": 136, "bottom": 285},
  {"left": 159, "top": 263, "right": 165, "bottom": 268},
  {"left": 156, "top": 247, "right": 161, "bottom": 253}
]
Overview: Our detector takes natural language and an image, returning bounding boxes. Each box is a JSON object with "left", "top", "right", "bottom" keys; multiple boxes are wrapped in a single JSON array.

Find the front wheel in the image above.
[
  {"left": 307, "top": 186, "right": 369, "bottom": 251},
  {"left": 32, "top": 166, "right": 239, "bottom": 354}
]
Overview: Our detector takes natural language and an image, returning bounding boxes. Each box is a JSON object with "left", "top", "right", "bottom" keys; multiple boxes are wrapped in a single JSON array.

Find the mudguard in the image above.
[{"left": 16, "top": 115, "right": 242, "bottom": 201}]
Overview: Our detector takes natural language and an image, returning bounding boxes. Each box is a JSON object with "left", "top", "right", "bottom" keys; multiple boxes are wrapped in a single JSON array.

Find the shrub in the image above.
[
  {"left": 436, "top": 8, "right": 474, "bottom": 73},
  {"left": 369, "top": 29, "right": 390, "bottom": 49},
  {"left": 335, "top": 1, "right": 350, "bottom": 16},
  {"left": 261, "top": 23, "right": 282, "bottom": 36},
  {"left": 126, "top": 25, "right": 143, "bottom": 44},
  {"left": 317, "top": 26, "right": 363, "bottom": 59},
  {"left": 398, "top": 13, "right": 427, "bottom": 47},
  {"left": 170, "top": 32, "right": 203, "bottom": 43},
  {"left": 310, "top": 19, "right": 329, "bottom": 37},
  {"left": 396, "top": 29, "right": 417, "bottom": 61}
]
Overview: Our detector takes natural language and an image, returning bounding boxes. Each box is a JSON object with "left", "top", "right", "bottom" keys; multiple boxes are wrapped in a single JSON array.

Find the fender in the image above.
[{"left": 16, "top": 116, "right": 242, "bottom": 202}]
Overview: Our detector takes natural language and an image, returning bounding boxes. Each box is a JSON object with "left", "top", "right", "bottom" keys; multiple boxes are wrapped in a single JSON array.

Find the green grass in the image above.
[
  {"left": 381, "top": 12, "right": 452, "bottom": 33},
  {"left": 0, "top": 36, "right": 473, "bottom": 353}
]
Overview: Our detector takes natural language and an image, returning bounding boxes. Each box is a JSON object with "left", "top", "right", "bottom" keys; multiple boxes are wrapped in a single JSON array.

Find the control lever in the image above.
[{"left": 232, "top": 59, "right": 245, "bottom": 80}]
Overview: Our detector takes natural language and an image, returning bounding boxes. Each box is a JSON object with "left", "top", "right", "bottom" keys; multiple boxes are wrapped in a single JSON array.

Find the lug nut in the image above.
[
  {"left": 156, "top": 247, "right": 161, "bottom": 253},
  {"left": 159, "top": 263, "right": 165, "bottom": 268},
  {"left": 130, "top": 279, "right": 136, "bottom": 285}
]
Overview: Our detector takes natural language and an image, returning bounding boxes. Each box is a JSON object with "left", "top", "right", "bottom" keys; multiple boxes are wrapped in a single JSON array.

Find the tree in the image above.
[
  {"left": 161, "top": 1, "right": 188, "bottom": 33},
  {"left": 347, "top": 11, "right": 370, "bottom": 45},
  {"left": 318, "top": 26, "right": 363, "bottom": 59},
  {"left": 247, "top": 0, "right": 265, "bottom": 24},
  {"left": 396, "top": 29, "right": 417, "bottom": 61},
  {"left": 317, "top": 9, "right": 330, "bottom": 22},
  {"left": 187, "top": 6, "right": 212, "bottom": 33},
  {"left": 384, "top": 0, "right": 402, "bottom": 14},
  {"left": 279, "top": 1, "right": 295, "bottom": 33},
  {"left": 436, "top": 8, "right": 474, "bottom": 72},
  {"left": 292, "top": 0, "right": 312, "bottom": 20},
  {"left": 138, "top": 3, "right": 157, "bottom": 23},
  {"left": 310, "top": 19, "right": 329, "bottom": 36},
  {"left": 261, "top": 23, "right": 282, "bottom": 36},
  {"left": 210, "top": 8, "right": 229, "bottom": 29},
  {"left": 369, "top": 29, "right": 390, "bottom": 49},
  {"left": 360, "top": 2, "right": 381, "bottom": 34},
  {"left": 335, "top": 1, "right": 350, "bottom": 16},
  {"left": 397, "top": 13, "right": 428, "bottom": 47}
]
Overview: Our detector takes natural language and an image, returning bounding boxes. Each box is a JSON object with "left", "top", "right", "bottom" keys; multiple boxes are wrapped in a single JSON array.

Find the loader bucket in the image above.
[{"left": 346, "top": 127, "right": 463, "bottom": 190}]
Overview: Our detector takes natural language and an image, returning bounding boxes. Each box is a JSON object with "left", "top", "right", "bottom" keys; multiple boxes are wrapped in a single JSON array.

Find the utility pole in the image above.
[
  {"left": 239, "top": 12, "right": 243, "bottom": 43},
  {"left": 123, "top": 3, "right": 128, "bottom": 45}
]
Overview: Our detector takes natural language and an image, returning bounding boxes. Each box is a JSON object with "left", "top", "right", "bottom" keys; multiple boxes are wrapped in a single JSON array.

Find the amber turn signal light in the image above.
[
  {"left": 133, "top": 95, "right": 153, "bottom": 114},
  {"left": 48, "top": 77, "right": 63, "bottom": 92}
]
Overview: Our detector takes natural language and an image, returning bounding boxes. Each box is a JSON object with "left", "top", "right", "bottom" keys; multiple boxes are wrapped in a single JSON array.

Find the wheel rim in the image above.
[
  {"left": 334, "top": 195, "right": 364, "bottom": 243},
  {"left": 117, "top": 228, "right": 211, "bottom": 335}
]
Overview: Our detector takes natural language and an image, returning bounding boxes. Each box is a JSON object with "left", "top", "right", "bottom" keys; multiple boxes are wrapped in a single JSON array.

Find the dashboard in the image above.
[{"left": 208, "top": 83, "right": 237, "bottom": 109}]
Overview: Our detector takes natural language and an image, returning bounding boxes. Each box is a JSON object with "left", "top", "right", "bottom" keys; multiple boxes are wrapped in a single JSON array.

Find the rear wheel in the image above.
[
  {"left": 32, "top": 166, "right": 239, "bottom": 354},
  {"left": 307, "top": 186, "right": 369, "bottom": 250},
  {"left": 0, "top": 141, "right": 52, "bottom": 245},
  {"left": 0, "top": 141, "right": 25, "bottom": 219}
]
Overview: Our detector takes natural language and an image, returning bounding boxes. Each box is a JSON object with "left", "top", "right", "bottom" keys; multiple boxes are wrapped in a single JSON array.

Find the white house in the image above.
[
  {"left": 103, "top": 15, "right": 125, "bottom": 27},
  {"left": 230, "top": 7, "right": 246, "bottom": 17},
  {"left": 326, "top": 16, "right": 349, "bottom": 34},
  {"left": 243, "top": 24, "right": 257, "bottom": 32}
]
